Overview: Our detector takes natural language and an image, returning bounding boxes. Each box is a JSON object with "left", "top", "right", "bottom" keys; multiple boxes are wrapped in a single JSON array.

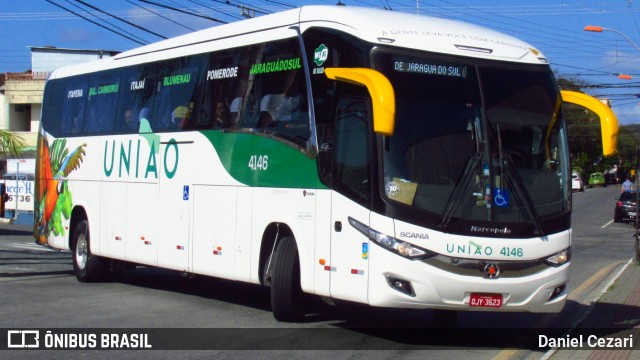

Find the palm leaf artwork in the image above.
[
  {"left": 49, "top": 139, "right": 68, "bottom": 176},
  {"left": 35, "top": 137, "right": 88, "bottom": 244},
  {"left": 59, "top": 144, "right": 87, "bottom": 178}
]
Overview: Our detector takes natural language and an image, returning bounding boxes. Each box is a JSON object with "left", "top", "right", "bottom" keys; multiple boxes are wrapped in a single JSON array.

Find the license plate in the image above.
[{"left": 469, "top": 293, "right": 503, "bottom": 308}]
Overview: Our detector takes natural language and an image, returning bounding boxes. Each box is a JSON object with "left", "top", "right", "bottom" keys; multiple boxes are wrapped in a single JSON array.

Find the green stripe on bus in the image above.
[{"left": 201, "top": 130, "right": 327, "bottom": 189}]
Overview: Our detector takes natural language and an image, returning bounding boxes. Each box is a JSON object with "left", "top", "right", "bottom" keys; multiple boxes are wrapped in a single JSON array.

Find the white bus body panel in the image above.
[
  {"left": 125, "top": 182, "right": 158, "bottom": 266},
  {"left": 157, "top": 139, "right": 193, "bottom": 272},
  {"left": 192, "top": 185, "right": 238, "bottom": 280},
  {"left": 328, "top": 192, "right": 370, "bottom": 303}
]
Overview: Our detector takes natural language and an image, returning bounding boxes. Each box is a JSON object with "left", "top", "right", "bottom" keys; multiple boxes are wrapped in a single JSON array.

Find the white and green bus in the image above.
[{"left": 35, "top": 5, "right": 618, "bottom": 321}]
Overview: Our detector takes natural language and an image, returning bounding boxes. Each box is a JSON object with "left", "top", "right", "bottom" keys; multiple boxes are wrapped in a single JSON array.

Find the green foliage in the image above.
[{"left": 0, "top": 130, "right": 25, "bottom": 158}]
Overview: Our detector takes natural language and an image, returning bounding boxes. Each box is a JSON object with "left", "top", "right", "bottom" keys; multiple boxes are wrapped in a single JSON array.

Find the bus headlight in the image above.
[
  {"left": 348, "top": 217, "right": 433, "bottom": 259},
  {"left": 543, "top": 248, "right": 571, "bottom": 266}
]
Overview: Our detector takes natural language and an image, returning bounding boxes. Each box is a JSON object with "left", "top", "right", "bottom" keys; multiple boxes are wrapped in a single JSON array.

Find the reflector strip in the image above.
[
  {"left": 351, "top": 269, "right": 364, "bottom": 275},
  {"left": 323, "top": 266, "right": 336, "bottom": 272}
]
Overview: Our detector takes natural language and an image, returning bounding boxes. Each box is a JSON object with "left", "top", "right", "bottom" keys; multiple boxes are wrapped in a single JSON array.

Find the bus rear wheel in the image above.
[
  {"left": 270, "top": 236, "right": 303, "bottom": 322},
  {"left": 72, "top": 219, "right": 106, "bottom": 282}
]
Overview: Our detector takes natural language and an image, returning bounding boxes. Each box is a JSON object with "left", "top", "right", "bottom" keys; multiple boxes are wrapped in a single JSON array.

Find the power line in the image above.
[
  {"left": 125, "top": 0, "right": 196, "bottom": 32},
  {"left": 75, "top": 0, "right": 168, "bottom": 39},
  {"left": 138, "top": 0, "right": 227, "bottom": 23},
  {"left": 186, "top": 0, "right": 243, "bottom": 20},
  {"left": 63, "top": 0, "right": 149, "bottom": 44},
  {"left": 44, "top": 0, "right": 147, "bottom": 45}
]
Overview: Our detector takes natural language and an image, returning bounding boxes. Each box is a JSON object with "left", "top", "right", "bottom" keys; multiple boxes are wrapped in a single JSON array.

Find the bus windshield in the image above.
[{"left": 374, "top": 50, "right": 570, "bottom": 237}]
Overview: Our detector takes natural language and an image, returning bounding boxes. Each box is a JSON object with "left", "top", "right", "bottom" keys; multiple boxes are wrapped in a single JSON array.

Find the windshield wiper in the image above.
[
  {"left": 438, "top": 153, "right": 483, "bottom": 230},
  {"left": 502, "top": 155, "right": 544, "bottom": 235}
]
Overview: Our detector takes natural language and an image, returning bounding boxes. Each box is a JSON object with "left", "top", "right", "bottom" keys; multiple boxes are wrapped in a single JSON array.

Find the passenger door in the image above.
[{"left": 329, "top": 96, "right": 372, "bottom": 303}]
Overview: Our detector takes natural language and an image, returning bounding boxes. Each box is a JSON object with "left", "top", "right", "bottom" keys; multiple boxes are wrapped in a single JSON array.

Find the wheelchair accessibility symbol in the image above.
[{"left": 494, "top": 188, "right": 509, "bottom": 208}]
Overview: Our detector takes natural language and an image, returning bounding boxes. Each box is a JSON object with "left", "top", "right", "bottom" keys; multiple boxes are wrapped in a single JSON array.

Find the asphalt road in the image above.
[{"left": 0, "top": 185, "right": 634, "bottom": 359}]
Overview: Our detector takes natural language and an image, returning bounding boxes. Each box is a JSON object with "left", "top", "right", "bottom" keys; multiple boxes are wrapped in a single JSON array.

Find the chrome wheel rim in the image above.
[{"left": 75, "top": 233, "right": 88, "bottom": 270}]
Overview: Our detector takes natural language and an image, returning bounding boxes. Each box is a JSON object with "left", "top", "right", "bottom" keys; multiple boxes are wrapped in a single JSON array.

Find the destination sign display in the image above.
[{"left": 393, "top": 58, "right": 467, "bottom": 78}]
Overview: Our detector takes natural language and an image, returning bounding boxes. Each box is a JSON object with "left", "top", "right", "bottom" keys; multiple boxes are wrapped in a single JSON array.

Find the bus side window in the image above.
[
  {"left": 85, "top": 73, "right": 119, "bottom": 134},
  {"left": 333, "top": 95, "right": 372, "bottom": 205},
  {"left": 60, "top": 78, "right": 87, "bottom": 136},
  {"left": 153, "top": 58, "right": 201, "bottom": 131},
  {"left": 42, "top": 80, "right": 64, "bottom": 136}
]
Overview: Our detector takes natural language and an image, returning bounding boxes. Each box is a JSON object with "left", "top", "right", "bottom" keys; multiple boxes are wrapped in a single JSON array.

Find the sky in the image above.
[{"left": 2, "top": 0, "right": 640, "bottom": 124}]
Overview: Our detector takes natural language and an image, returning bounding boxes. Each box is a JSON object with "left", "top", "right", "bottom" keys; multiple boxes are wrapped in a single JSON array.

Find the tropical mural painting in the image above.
[{"left": 34, "top": 135, "right": 86, "bottom": 245}]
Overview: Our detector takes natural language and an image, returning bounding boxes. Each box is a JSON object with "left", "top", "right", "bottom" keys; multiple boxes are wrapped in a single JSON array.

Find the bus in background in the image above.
[{"left": 34, "top": 5, "right": 618, "bottom": 322}]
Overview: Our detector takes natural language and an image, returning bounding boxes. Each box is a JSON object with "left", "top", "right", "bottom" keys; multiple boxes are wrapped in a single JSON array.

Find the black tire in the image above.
[
  {"left": 71, "top": 219, "right": 106, "bottom": 282},
  {"left": 270, "top": 236, "right": 303, "bottom": 322}
]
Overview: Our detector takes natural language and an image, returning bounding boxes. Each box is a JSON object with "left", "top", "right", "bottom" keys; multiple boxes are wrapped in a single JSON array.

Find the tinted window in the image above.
[
  {"left": 196, "top": 47, "right": 253, "bottom": 129},
  {"left": 149, "top": 56, "right": 203, "bottom": 131},
  {"left": 251, "top": 38, "right": 310, "bottom": 145},
  {"left": 85, "top": 72, "right": 120, "bottom": 134},
  {"left": 115, "top": 67, "right": 156, "bottom": 133},
  {"left": 60, "top": 76, "right": 89, "bottom": 135}
]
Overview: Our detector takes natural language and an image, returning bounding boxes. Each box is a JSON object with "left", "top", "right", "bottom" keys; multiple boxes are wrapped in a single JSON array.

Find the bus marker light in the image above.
[
  {"left": 324, "top": 266, "right": 336, "bottom": 272},
  {"left": 177, "top": 245, "right": 184, "bottom": 250},
  {"left": 144, "top": 241, "right": 151, "bottom": 245},
  {"left": 115, "top": 236, "right": 122, "bottom": 241},
  {"left": 319, "top": 259, "right": 326, "bottom": 265},
  {"left": 351, "top": 269, "right": 364, "bottom": 275}
]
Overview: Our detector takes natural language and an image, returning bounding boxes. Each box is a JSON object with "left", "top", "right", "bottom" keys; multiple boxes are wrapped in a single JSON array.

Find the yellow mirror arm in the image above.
[
  {"left": 325, "top": 68, "right": 396, "bottom": 136},
  {"left": 561, "top": 90, "right": 619, "bottom": 157}
]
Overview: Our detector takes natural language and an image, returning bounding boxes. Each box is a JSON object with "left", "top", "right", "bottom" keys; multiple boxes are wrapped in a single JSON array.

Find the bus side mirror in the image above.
[
  {"left": 561, "top": 90, "right": 619, "bottom": 157},
  {"left": 325, "top": 68, "right": 395, "bottom": 136}
]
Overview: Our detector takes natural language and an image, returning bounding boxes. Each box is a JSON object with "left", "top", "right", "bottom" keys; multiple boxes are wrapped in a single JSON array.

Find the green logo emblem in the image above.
[{"left": 314, "top": 44, "right": 329, "bottom": 66}]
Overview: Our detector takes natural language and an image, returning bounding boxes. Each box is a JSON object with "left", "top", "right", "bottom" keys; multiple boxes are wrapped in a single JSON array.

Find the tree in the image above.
[{"left": 0, "top": 129, "right": 26, "bottom": 159}]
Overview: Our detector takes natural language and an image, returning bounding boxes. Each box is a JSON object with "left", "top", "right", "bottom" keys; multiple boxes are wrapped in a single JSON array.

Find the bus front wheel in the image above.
[
  {"left": 270, "top": 236, "right": 303, "bottom": 322},
  {"left": 72, "top": 219, "right": 106, "bottom": 282}
]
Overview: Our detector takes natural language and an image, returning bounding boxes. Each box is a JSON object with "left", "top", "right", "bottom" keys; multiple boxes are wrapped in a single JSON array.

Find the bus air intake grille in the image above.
[{"left": 421, "top": 255, "right": 548, "bottom": 278}]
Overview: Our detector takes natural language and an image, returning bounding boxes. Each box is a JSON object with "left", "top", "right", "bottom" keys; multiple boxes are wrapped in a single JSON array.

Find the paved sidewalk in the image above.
[{"left": 549, "top": 259, "right": 640, "bottom": 359}]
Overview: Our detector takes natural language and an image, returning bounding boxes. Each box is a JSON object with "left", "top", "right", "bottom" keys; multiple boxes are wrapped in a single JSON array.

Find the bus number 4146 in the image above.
[{"left": 248, "top": 155, "right": 269, "bottom": 171}]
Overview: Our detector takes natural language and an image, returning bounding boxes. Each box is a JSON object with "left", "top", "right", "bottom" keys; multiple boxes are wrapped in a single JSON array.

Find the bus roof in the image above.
[{"left": 50, "top": 5, "right": 547, "bottom": 79}]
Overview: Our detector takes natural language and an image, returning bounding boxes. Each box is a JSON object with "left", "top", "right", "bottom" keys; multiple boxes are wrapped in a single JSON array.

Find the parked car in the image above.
[
  {"left": 572, "top": 173, "right": 584, "bottom": 192},
  {"left": 605, "top": 173, "right": 619, "bottom": 185},
  {"left": 614, "top": 191, "right": 638, "bottom": 223},
  {"left": 588, "top": 172, "right": 606, "bottom": 187}
]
